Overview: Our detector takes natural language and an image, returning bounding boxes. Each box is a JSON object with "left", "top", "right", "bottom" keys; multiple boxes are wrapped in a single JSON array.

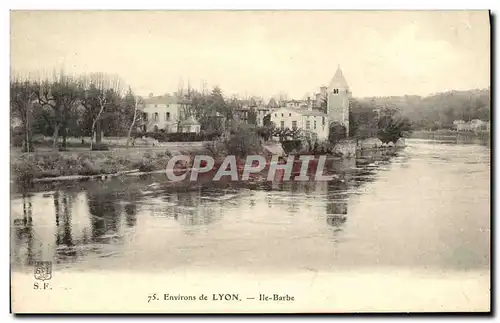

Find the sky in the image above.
[{"left": 10, "top": 10, "right": 490, "bottom": 100}]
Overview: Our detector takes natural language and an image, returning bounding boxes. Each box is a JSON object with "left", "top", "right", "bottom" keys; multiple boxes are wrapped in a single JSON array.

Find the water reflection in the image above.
[
  {"left": 326, "top": 186, "right": 348, "bottom": 231},
  {"left": 124, "top": 203, "right": 137, "bottom": 228},
  {"left": 87, "top": 191, "right": 122, "bottom": 244},
  {"left": 10, "top": 150, "right": 393, "bottom": 268},
  {"left": 11, "top": 194, "right": 34, "bottom": 265},
  {"left": 11, "top": 142, "right": 489, "bottom": 272}
]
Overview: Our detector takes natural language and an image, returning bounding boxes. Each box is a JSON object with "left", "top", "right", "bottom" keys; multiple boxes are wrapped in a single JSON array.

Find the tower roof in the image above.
[{"left": 328, "top": 66, "right": 349, "bottom": 91}]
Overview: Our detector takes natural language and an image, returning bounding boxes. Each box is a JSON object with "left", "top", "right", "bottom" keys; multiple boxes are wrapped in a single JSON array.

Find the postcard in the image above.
[{"left": 10, "top": 10, "right": 491, "bottom": 313}]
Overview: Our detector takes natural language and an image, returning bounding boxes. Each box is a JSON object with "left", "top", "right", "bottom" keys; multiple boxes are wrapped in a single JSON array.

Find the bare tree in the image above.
[
  {"left": 10, "top": 76, "right": 37, "bottom": 153},
  {"left": 126, "top": 94, "right": 144, "bottom": 147},
  {"left": 79, "top": 73, "right": 122, "bottom": 150},
  {"left": 35, "top": 72, "right": 79, "bottom": 150}
]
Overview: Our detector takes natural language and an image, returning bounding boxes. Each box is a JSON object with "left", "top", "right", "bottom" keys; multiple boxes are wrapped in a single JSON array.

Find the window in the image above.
[
  {"left": 280, "top": 121, "right": 285, "bottom": 129},
  {"left": 281, "top": 113, "right": 284, "bottom": 117},
  {"left": 143, "top": 112, "right": 148, "bottom": 121},
  {"left": 292, "top": 120, "right": 297, "bottom": 130},
  {"left": 154, "top": 112, "right": 159, "bottom": 121},
  {"left": 166, "top": 112, "right": 171, "bottom": 121},
  {"left": 154, "top": 104, "right": 158, "bottom": 107},
  {"left": 275, "top": 113, "right": 277, "bottom": 117},
  {"left": 306, "top": 120, "right": 311, "bottom": 130},
  {"left": 289, "top": 113, "right": 291, "bottom": 117},
  {"left": 333, "top": 89, "right": 339, "bottom": 94},
  {"left": 314, "top": 120, "right": 317, "bottom": 129},
  {"left": 322, "top": 117, "right": 325, "bottom": 126}
]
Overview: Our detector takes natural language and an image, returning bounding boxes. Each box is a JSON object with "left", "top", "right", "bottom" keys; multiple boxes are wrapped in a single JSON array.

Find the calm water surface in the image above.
[{"left": 11, "top": 139, "right": 490, "bottom": 274}]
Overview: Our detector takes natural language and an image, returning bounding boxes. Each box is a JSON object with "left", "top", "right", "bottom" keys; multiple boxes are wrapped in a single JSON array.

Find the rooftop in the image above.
[
  {"left": 142, "top": 95, "right": 180, "bottom": 105},
  {"left": 328, "top": 65, "right": 349, "bottom": 91},
  {"left": 269, "top": 106, "right": 327, "bottom": 117}
]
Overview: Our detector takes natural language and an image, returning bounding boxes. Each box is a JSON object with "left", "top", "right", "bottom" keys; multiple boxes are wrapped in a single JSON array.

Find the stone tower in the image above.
[{"left": 327, "top": 65, "right": 351, "bottom": 136}]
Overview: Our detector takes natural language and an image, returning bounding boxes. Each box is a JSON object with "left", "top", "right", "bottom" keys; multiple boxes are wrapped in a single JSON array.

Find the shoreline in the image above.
[
  {"left": 12, "top": 151, "right": 400, "bottom": 185},
  {"left": 10, "top": 140, "right": 407, "bottom": 185}
]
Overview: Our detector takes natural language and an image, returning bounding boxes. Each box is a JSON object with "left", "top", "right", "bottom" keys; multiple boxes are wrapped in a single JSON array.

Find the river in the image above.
[{"left": 10, "top": 138, "right": 491, "bottom": 312}]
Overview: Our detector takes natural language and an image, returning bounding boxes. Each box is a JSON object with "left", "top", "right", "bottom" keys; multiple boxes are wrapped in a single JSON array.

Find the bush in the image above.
[
  {"left": 281, "top": 140, "right": 302, "bottom": 154},
  {"left": 203, "top": 140, "right": 228, "bottom": 158},
  {"left": 77, "top": 157, "right": 99, "bottom": 176},
  {"left": 131, "top": 151, "right": 171, "bottom": 173},
  {"left": 12, "top": 158, "right": 36, "bottom": 184},
  {"left": 222, "top": 124, "right": 261, "bottom": 158},
  {"left": 137, "top": 131, "right": 222, "bottom": 142}
]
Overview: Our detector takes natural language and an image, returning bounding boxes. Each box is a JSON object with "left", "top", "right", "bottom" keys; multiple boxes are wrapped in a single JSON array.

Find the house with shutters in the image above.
[
  {"left": 268, "top": 107, "right": 329, "bottom": 141},
  {"left": 140, "top": 93, "right": 192, "bottom": 133}
]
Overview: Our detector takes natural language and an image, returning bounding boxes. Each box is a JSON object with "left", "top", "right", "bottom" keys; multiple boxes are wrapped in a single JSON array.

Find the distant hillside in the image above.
[{"left": 354, "top": 88, "right": 490, "bottom": 130}]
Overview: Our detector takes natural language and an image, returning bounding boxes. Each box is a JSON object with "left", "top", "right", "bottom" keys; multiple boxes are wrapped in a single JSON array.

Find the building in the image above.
[
  {"left": 327, "top": 66, "right": 351, "bottom": 136},
  {"left": 179, "top": 116, "right": 201, "bottom": 134},
  {"left": 266, "top": 65, "right": 351, "bottom": 141},
  {"left": 313, "top": 86, "right": 328, "bottom": 108},
  {"left": 453, "top": 119, "right": 490, "bottom": 132},
  {"left": 269, "top": 107, "right": 328, "bottom": 141},
  {"left": 140, "top": 93, "right": 186, "bottom": 132},
  {"left": 254, "top": 98, "right": 281, "bottom": 126}
]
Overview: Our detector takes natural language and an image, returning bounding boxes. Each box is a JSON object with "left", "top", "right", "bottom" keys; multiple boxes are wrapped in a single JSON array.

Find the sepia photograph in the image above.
[{"left": 9, "top": 10, "right": 491, "bottom": 313}]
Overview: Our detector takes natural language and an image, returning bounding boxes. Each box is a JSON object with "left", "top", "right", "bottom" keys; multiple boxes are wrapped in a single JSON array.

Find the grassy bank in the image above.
[{"left": 10, "top": 148, "right": 195, "bottom": 185}]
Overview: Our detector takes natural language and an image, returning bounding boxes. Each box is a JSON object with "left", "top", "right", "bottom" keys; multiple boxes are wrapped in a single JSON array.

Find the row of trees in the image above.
[
  {"left": 177, "top": 86, "right": 234, "bottom": 133},
  {"left": 11, "top": 71, "right": 144, "bottom": 151}
]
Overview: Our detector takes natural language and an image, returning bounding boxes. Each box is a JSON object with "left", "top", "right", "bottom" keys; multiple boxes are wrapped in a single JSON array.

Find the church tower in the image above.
[{"left": 327, "top": 65, "right": 351, "bottom": 137}]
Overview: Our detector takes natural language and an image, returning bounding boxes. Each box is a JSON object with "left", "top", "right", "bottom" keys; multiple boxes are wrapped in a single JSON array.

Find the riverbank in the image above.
[
  {"left": 10, "top": 148, "right": 188, "bottom": 185},
  {"left": 10, "top": 139, "right": 406, "bottom": 185}
]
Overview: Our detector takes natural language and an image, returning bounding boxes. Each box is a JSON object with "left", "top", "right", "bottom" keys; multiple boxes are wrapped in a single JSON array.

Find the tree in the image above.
[
  {"left": 10, "top": 78, "right": 37, "bottom": 152},
  {"left": 377, "top": 107, "right": 412, "bottom": 143},
  {"left": 247, "top": 107, "right": 257, "bottom": 125},
  {"left": 79, "top": 73, "right": 122, "bottom": 150},
  {"left": 125, "top": 89, "right": 143, "bottom": 147},
  {"left": 256, "top": 124, "right": 275, "bottom": 141},
  {"left": 35, "top": 72, "right": 79, "bottom": 150},
  {"left": 210, "top": 87, "right": 233, "bottom": 128},
  {"left": 224, "top": 123, "right": 261, "bottom": 158},
  {"left": 349, "top": 99, "right": 378, "bottom": 140},
  {"left": 328, "top": 122, "right": 347, "bottom": 145}
]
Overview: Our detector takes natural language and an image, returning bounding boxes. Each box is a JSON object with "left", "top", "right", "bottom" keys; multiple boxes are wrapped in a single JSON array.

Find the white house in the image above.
[
  {"left": 453, "top": 119, "right": 490, "bottom": 132},
  {"left": 268, "top": 107, "right": 329, "bottom": 141},
  {"left": 141, "top": 93, "right": 185, "bottom": 132},
  {"left": 180, "top": 116, "right": 201, "bottom": 134}
]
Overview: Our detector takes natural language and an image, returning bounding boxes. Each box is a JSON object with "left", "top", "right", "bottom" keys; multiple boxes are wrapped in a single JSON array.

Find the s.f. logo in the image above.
[{"left": 34, "top": 261, "right": 52, "bottom": 281}]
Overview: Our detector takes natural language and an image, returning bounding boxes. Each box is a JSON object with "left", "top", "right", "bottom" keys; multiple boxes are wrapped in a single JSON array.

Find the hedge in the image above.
[{"left": 136, "top": 131, "right": 222, "bottom": 142}]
